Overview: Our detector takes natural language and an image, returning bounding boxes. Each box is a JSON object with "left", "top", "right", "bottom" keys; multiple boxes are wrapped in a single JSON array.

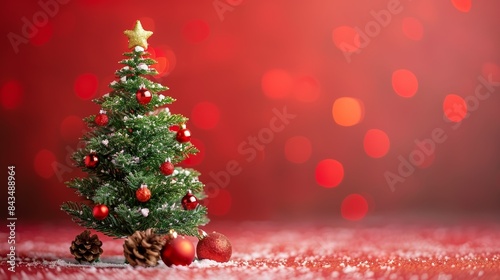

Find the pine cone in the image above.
[
  {"left": 123, "top": 228, "right": 166, "bottom": 267},
  {"left": 70, "top": 230, "right": 103, "bottom": 263}
]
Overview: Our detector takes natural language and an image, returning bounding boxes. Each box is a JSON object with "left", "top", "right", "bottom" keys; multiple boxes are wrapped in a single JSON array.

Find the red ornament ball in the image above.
[
  {"left": 92, "top": 204, "right": 109, "bottom": 220},
  {"left": 182, "top": 191, "right": 198, "bottom": 210},
  {"left": 135, "top": 185, "right": 151, "bottom": 203},
  {"left": 160, "top": 161, "right": 174, "bottom": 176},
  {"left": 176, "top": 128, "right": 191, "bottom": 143},
  {"left": 136, "top": 88, "right": 152, "bottom": 105},
  {"left": 94, "top": 113, "right": 109, "bottom": 126},
  {"left": 84, "top": 153, "right": 99, "bottom": 168},
  {"left": 196, "top": 232, "right": 232, "bottom": 262},
  {"left": 161, "top": 235, "right": 195, "bottom": 266}
]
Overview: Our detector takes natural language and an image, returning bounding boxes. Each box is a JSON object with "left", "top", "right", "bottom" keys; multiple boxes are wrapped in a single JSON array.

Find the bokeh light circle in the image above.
[
  {"left": 363, "top": 129, "right": 390, "bottom": 158},
  {"left": 294, "top": 75, "right": 320, "bottom": 102},
  {"left": 392, "top": 69, "right": 418, "bottom": 98},
  {"left": 443, "top": 94, "right": 467, "bottom": 122},
  {"left": 30, "top": 22, "right": 53, "bottom": 46},
  {"left": 34, "top": 149, "right": 56, "bottom": 178},
  {"left": 261, "top": 69, "right": 293, "bottom": 99},
  {"left": 402, "top": 17, "right": 424, "bottom": 41},
  {"left": 1, "top": 80, "right": 23, "bottom": 110},
  {"left": 482, "top": 62, "right": 500, "bottom": 82},
  {"left": 341, "top": 194, "right": 369, "bottom": 221},
  {"left": 332, "top": 97, "right": 364, "bottom": 127},
  {"left": 284, "top": 136, "right": 312, "bottom": 164},
  {"left": 451, "top": 0, "right": 472, "bottom": 13},
  {"left": 315, "top": 159, "right": 344, "bottom": 188},
  {"left": 74, "top": 73, "right": 98, "bottom": 100},
  {"left": 192, "top": 101, "right": 221, "bottom": 130},
  {"left": 332, "top": 26, "right": 360, "bottom": 52}
]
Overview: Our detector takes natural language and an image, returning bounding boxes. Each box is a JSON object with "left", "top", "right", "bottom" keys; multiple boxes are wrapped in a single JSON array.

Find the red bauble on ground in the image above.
[
  {"left": 92, "top": 204, "right": 109, "bottom": 220},
  {"left": 84, "top": 153, "right": 99, "bottom": 168},
  {"left": 94, "top": 111, "right": 109, "bottom": 126},
  {"left": 135, "top": 184, "right": 151, "bottom": 203},
  {"left": 176, "top": 127, "right": 191, "bottom": 143},
  {"left": 136, "top": 88, "right": 152, "bottom": 105},
  {"left": 160, "top": 161, "right": 174, "bottom": 176},
  {"left": 196, "top": 231, "right": 232, "bottom": 262},
  {"left": 182, "top": 190, "right": 198, "bottom": 210},
  {"left": 161, "top": 233, "right": 195, "bottom": 266}
]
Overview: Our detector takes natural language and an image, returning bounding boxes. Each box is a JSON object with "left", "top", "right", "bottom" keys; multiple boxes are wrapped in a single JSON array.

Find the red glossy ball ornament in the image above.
[
  {"left": 84, "top": 153, "right": 99, "bottom": 168},
  {"left": 176, "top": 125, "right": 191, "bottom": 143},
  {"left": 182, "top": 190, "right": 198, "bottom": 210},
  {"left": 196, "top": 231, "right": 232, "bottom": 262},
  {"left": 135, "top": 184, "right": 151, "bottom": 203},
  {"left": 94, "top": 111, "right": 109, "bottom": 126},
  {"left": 136, "top": 88, "right": 152, "bottom": 105},
  {"left": 161, "top": 231, "right": 195, "bottom": 266},
  {"left": 92, "top": 204, "right": 109, "bottom": 220},
  {"left": 160, "top": 161, "right": 174, "bottom": 176}
]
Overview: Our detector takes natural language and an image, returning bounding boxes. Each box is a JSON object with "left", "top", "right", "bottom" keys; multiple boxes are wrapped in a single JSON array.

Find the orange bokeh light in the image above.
[
  {"left": 341, "top": 194, "right": 369, "bottom": 221},
  {"left": 451, "top": 0, "right": 472, "bottom": 13},
  {"left": 392, "top": 69, "right": 418, "bottom": 98},
  {"left": 332, "top": 97, "right": 364, "bottom": 127},
  {"left": 261, "top": 69, "right": 293, "bottom": 99},
  {"left": 443, "top": 94, "right": 467, "bottom": 122},
  {"left": 284, "top": 136, "right": 312, "bottom": 164},
  {"left": 332, "top": 26, "right": 360, "bottom": 52},
  {"left": 363, "top": 129, "right": 390, "bottom": 158},
  {"left": 315, "top": 159, "right": 344, "bottom": 188}
]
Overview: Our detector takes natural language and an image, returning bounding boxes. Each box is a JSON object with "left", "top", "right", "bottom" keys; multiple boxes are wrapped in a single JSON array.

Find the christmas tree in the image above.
[{"left": 62, "top": 20, "right": 209, "bottom": 239}]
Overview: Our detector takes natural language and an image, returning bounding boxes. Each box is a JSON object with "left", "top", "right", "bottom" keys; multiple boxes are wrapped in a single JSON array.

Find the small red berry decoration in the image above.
[
  {"left": 176, "top": 124, "right": 191, "bottom": 143},
  {"left": 94, "top": 110, "right": 109, "bottom": 126},
  {"left": 160, "top": 161, "right": 174, "bottom": 176},
  {"left": 182, "top": 190, "right": 198, "bottom": 210},
  {"left": 161, "top": 230, "right": 195, "bottom": 266},
  {"left": 136, "top": 88, "right": 152, "bottom": 105},
  {"left": 84, "top": 153, "right": 99, "bottom": 168},
  {"left": 92, "top": 204, "right": 109, "bottom": 220},
  {"left": 196, "top": 231, "right": 232, "bottom": 262},
  {"left": 136, "top": 184, "right": 151, "bottom": 203}
]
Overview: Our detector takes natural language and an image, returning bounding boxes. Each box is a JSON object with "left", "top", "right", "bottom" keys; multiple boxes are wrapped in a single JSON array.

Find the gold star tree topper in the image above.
[{"left": 124, "top": 20, "right": 153, "bottom": 49}]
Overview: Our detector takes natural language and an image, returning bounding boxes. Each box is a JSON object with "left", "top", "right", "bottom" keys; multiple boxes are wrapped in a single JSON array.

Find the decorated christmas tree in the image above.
[{"left": 61, "top": 21, "right": 209, "bottom": 240}]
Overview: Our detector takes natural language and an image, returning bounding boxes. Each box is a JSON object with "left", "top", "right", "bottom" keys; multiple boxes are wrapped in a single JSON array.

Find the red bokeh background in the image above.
[{"left": 1, "top": 0, "right": 500, "bottom": 223}]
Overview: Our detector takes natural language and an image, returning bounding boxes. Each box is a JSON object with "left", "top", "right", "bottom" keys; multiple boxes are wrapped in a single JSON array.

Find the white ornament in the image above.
[
  {"left": 158, "top": 95, "right": 165, "bottom": 101},
  {"left": 137, "top": 63, "right": 148, "bottom": 71},
  {"left": 102, "top": 139, "right": 109, "bottom": 146},
  {"left": 123, "top": 116, "right": 128, "bottom": 121},
  {"left": 140, "top": 208, "right": 149, "bottom": 217},
  {"left": 134, "top": 46, "right": 145, "bottom": 53},
  {"left": 173, "top": 170, "right": 179, "bottom": 176}
]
